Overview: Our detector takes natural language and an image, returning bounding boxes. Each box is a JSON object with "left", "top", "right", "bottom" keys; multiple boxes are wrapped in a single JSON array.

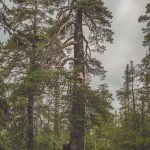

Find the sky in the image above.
[
  {"left": 97, "top": 0, "right": 149, "bottom": 110},
  {"left": 0, "top": 0, "right": 149, "bottom": 110}
]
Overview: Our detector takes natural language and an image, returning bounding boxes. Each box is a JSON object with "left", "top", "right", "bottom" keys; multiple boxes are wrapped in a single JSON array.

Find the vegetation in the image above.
[{"left": 0, "top": 1, "right": 150, "bottom": 150}]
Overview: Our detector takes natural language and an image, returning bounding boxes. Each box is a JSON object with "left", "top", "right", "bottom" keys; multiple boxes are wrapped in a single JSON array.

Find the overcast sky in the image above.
[
  {"left": 97, "top": 0, "right": 149, "bottom": 110},
  {"left": 0, "top": 0, "right": 149, "bottom": 110}
]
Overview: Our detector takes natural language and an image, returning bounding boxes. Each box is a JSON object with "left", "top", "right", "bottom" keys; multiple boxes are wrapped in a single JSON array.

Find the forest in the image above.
[{"left": 0, "top": 0, "right": 150, "bottom": 150}]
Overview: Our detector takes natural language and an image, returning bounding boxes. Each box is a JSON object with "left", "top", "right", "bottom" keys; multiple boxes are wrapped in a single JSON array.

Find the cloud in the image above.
[{"left": 97, "top": 0, "right": 149, "bottom": 110}]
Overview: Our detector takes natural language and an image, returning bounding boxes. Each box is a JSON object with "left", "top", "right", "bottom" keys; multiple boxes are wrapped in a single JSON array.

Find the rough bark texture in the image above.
[
  {"left": 27, "top": 43, "right": 36, "bottom": 150},
  {"left": 54, "top": 85, "right": 60, "bottom": 150},
  {"left": 27, "top": 1, "right": 37, "bottom": 149},
  {"left": 27, "top": 93, "right": 34, "bottom": 150},
  {"left": 70, "top": 9, "right": 85, "bottom": 150}
]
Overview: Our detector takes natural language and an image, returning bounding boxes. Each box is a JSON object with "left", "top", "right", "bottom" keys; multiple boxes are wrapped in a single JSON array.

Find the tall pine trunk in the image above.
[
  {"left": 70, "top": 9, "right": 85, "bottom": 150},
  {"left": 27, "top": 0, "right": 37, "bottom": 149},
  {"left": 54, "top": 83, "right": 60, "bottom": 150},
  {"left": 27, "top": 45, "right": 36, "bottom": 150}
]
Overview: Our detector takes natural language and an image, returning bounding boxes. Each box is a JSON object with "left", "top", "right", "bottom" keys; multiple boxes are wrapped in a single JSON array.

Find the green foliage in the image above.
[
  {"left": 47, "top": 25, "right": 60, "bottom": 37},
  {"left": 115, "top": 59, "right": 150, "bottom": 149},
  {"left": 0, "top": 0, "right": 115, "bottom": 150},
  {"left": 138, "top": 3, "right": 150, "bottom": 47}
]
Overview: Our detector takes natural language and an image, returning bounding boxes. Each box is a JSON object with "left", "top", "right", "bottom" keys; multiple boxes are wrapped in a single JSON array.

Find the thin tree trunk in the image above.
[
  {"left": 130, "top": 62, "right": 136, "bottom": 122},
  {"left": 130, "top": 61, "right": 136, "bottom": 150},
  {"left": 141, "top": 90, "right": 145, "bottom": 150},
  {"left": 126, "top": 65, "right": 130, "bottom": 115},
  {"left": 54, "top": 84, "right": 60, "bottom": 150},
  {"left": 27, "top": 93, "right": 35, "bottom": 150}
]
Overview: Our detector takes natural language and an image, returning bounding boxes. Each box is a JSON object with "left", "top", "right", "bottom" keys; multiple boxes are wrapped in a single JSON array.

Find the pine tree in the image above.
[
  {"left": 115, "top": 59, "right": 150, "bottom": 150},
  {"left": 0, "top": 0, "right": 58, "bottom": 149},
  {"left": 116, "top": 64, "right": 131, "bottom": 121},
  {"left": 0, "top": 0, "right": 11, "bottom": 32},
  {"left": 55, "top": 1, "right": 113, "bottom": 149},
  {"left": 1, "top": 1, "right": 114, "bottom": 149},
  {"left": 115, "top": 61, "right": 140, "bottom": 150},
  {"left": 137, "top": 4, "right": 150, "bottom": 149},
  {"left": 0, "top": 0, "right": 11, "bottom": 131},
  {"left": 138, "top": 3, "right": 150, "bottom": 49}
]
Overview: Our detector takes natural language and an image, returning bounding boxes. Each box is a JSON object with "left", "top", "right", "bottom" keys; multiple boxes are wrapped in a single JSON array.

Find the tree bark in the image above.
[
  {"left": 27, "top": 93, "right": 35, "bottom": 150},
  {"left": 27, "top": 44, "right": 36, "bottom": 150},
  {"left": 27, "top": 1, "right": 37, "bottom": 149},
  {"left": 54, "top": 83, "right": 60, "bottom": 150},
  {"left": 70, "top": 9, "right": 85, "bottom": 150}
]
